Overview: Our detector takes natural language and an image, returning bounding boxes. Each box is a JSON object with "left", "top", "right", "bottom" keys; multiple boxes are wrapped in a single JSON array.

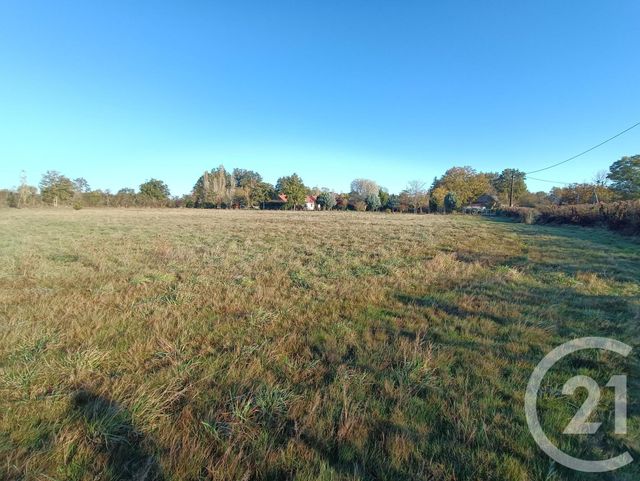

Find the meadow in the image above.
[{"left": 0, "top": 209, "right": 638, "bottom": 481}]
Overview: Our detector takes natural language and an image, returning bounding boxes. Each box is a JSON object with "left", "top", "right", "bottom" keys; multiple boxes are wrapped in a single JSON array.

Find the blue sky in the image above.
[{"left": 1, "top": 0, "right": 638, "bottom": 196}]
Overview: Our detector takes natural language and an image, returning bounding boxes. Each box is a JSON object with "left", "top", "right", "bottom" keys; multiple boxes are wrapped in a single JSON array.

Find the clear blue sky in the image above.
[{"left": 1, "top": 0, "right": 639, "bottom": 196}]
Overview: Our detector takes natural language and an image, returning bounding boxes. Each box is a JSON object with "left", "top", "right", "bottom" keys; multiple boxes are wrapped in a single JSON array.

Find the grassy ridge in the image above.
[{"left": 0, "top": 209, "right": 638, "bottom": 480}]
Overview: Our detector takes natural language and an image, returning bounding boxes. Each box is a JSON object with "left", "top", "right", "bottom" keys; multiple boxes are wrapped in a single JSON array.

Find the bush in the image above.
[
  {"left": 496, "top": 207, "right": 539, "bottom": 224},
  {"left": 496, "top": 201, "right": 640, "bottom": 234},
  {"left": 73, "top": 203, "right": 83, "bottom": 210},
  {"left": 354, "top": 200, "right": 367, "bottom": 212},
  {"left": 444, "top": 192, "right": 459, "bottom": 213},
  {"left": 7, "top": 192, "right": 18, "bottom": 208},
  {"left": 366, "top": 193, "right": 381, "bottom": 211}
]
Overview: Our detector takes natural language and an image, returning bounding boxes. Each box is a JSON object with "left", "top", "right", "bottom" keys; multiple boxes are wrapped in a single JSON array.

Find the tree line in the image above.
[{"left": 2, "top": 155, "right": 638, "bottom": 210}]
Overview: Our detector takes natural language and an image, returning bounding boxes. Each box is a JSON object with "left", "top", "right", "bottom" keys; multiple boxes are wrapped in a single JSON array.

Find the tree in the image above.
[
  {"left": 276, "top": 173, "right": 307, "bottom": 209},
  {"left": 192, "top": 165, "right": 235, "bottom": 207},
  {"left": 336, "top": 194, "right": 350, "bottom": 210},
  {"left": 405, "top": 180, "right": 427, "bottom": 213},
  {"left": 365, "top": 193, "right": 381, "bottom": 211},
  {"left": 492, "top": 169, "right": 527, "bottom": 206},
  {"left": 350, "top": 179, "right": 379, "bottom": 198},
  {"left": 139, "top": 179, "right": 170, "bottom": 205},
  {"left": 593, "top": 170, "right": 609, "bottom": 187},
  {"left": 607, "top": 155, "right": 640, "bottom": 199},
  {"left": 444, "top": 192, "right": 459, "bottom": 213},
  {"left": 386, "top": 194, "right": 400, "bottom": 212},
  {"left": 353, "top": 200, "right": 367, "bottom": 211},
  {"left": 115, "top": 188, "right": 136, "bottom": 207},
  {"left": 429, "top": 185, "right": 448, "bottom": 212},
  {"left": 253, "top": 182, "right": 276, "bottom": 209},
  {"left": 233, "top": 169, "right": 264, "bottom": 207},
  {"left": 378, "top": 188, "right": 389, "bottom": 209},
  {"left": 519, "top": 191, "right": 553, "bottom": 208},
  {"left": 17, "top": 171, "right": 37, "bottom": 207},
  {"left": 5, "top": 190, "right": 18, "bottom": 208},
  {"left": 317, "top": 191, "right": 337, "bottom": 210},
  {"left": 39, "top": 171, "right": 75, "bottom": 206},
  {"left": 550, "top": 183, "right": 614, "bottom": 205},
  {"left": 398, "top": 191, "right": 412, "bottom": 212},
  {"left": 233, "top": 169, "right": 262, "bottom": 187},
  {"left": 84, "top": 189, "right": 109, "bottom": 207},
  {"left": 73, "top": 177, "right": 91, "bottom": 193},
  {"left": 431, "top": 167, "right": 493, "bottom": 206}
]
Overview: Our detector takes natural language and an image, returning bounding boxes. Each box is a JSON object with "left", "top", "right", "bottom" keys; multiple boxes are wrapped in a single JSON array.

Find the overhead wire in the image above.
[
  {"left": 524, "top": 121, "right": 640, "bottom": 175},
  {"left": 527, "top": 176, "right": 574, "bottom": 185}
]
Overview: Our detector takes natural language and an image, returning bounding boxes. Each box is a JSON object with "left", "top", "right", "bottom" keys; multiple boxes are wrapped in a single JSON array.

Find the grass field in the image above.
[{"left": 1, "top": 209, "right": 639, "bottom": 481}]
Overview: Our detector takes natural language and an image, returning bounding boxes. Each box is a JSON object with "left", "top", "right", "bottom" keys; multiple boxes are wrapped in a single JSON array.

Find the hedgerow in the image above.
[{"left": 497, "top": 200, "right": 640, "bottom": 234}]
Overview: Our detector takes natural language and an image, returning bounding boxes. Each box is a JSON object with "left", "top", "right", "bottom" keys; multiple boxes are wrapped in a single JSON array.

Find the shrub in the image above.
[
  {"left": 354, "top": 200, "right": 367, "bottom": 212},
  {"left": 444, "top": 192, "right": 459, "bottom": 213},
  {"left": 7, "top": 192, "right": 18, "bottom": 208},
  {"left": 317, "top": 191, "right": 337, "bottom": 210},
  {"left": 73, "top": 203, "right": 83, "bottom": 210},
  {"left": 496, "top": 201, "right": 640, "bottom": 234},
  {"left": 365, "top": 193, "right": 381, "bottom": 211},
  {"left": 521, "top": 208, "right": 539, "bottom": 225}
]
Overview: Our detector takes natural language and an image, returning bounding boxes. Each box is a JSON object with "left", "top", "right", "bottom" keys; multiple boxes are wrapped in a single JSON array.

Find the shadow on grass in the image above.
[
  {"left": 300, "top": 427, "right": 421, "bottom": 481},
  {"left": 71, "top": 389, "right": 164, "bottom": 481},
  {"left": 481, "top": 217, "right": 640, "bottom": 282}
]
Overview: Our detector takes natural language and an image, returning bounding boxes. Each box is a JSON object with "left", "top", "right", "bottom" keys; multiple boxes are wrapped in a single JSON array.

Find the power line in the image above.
[
  {"left": 527, "top": 176, "right": 574, "bottom": 186},
  {"left": 525, "top": 120, "right": 640, "bottom": 175}
]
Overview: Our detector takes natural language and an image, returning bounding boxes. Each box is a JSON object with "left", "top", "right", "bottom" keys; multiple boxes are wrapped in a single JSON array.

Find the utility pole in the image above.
[{"left": 508, "top": 171, "right": 515, "bottom": 207}]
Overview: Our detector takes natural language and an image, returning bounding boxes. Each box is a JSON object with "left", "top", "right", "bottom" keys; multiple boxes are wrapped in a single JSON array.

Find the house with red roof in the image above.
[{"left": 276, "top": 194, "right": 317, "bottom": 210}]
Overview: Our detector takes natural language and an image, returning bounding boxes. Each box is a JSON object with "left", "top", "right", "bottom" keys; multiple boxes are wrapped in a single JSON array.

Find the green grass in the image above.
[{"left": 0, "top": 208, "right": 638, "bottom": 480}]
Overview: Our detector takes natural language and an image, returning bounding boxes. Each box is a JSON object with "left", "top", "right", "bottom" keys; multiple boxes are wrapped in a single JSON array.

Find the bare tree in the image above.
[
  {"left": 350, "top": 179, "right": 379, "bottom": 198},
  {"left": 406, "top": 180, "right": 427, "bottom": 213},
  {"left": 17, "top": 171, "right": 35, "bottom": 207},
  {"left": 593, "top": 170, "right": 609, "bottom": 187}
]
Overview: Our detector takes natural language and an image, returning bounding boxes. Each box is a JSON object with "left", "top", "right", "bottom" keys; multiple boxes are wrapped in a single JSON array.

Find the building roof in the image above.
[{"left": 277, "top": 194, "right": 317, "bottom": 203}]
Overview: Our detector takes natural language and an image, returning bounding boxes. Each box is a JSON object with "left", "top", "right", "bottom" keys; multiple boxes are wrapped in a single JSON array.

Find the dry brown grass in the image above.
[{"left": 0, "top": 209, "right": 638, "bottom": 480}]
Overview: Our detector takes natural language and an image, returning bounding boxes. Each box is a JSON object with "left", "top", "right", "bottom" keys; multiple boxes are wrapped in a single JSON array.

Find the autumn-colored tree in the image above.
[
  {"left": 429, "top": 185, "right": 448, "bottom": 212},
  {"left": 550, "top": 183, "right": 614, "bottom": 205},
  {"left": 431, "top": 166, "right": 493, "bottom": 206},
  {"left": 39, "top": 171, "right": 75, "bottom": 206},
  {"left": 335, "top": 194, "right": 350, "bottom": 210}
]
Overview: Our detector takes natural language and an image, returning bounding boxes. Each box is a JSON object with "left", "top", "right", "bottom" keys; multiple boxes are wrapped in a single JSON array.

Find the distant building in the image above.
[
  {"left": 304, "top": 195, "right": 317, "bottom": 210},
  {"left": 475, "top": 194, "right": 499, "bottom": 208},
  {"left": 264, "top": 194, "right": 317, "bottom": 210},
  {"left": 464, "top": 193, "right": 499, "bottom": 213}
]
